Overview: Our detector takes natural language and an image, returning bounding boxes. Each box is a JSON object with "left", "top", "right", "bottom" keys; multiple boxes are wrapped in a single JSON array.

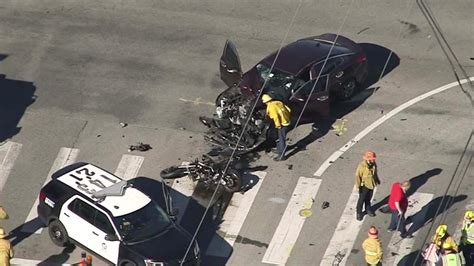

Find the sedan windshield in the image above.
[
  {"left": 256, "top": 63, "right": 294, "bottom": 88},
  {"left": 113, "top": 202, "right": 171, "bottom": 242}
]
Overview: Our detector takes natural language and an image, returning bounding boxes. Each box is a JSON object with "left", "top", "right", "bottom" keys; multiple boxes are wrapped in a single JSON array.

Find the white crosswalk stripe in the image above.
[
  {"left": 206, "top": 171, "right": 267, "bottom": 257},
  {"left": 22, "top": 147, "right": 80, "bottom": 234},
  {"left": 262, "top": 177, "right": 322, "bottom": 265},
  {"left": 0, "top": 142, "right": 22, "bottom": 193},
  {"left": 10, "top": 258, "right": 72, "bottom": 266},
  {"left": 383, "top": 192, "right": 433, "bottom": 265},
  {"left": 321, "top": 187, "right": 378, "bottom": 265},
  {"left": 114, "top": 154, "right": 144, "bottom": 180}
]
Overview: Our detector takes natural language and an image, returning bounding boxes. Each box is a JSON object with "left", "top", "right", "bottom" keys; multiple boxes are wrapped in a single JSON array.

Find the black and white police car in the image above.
[{"left": 37, "top": 162, "right": 201, "bottom": 266}]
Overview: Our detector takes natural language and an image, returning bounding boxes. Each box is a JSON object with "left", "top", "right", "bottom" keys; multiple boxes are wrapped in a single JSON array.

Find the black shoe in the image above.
[
  {"left": 400, "top": 233, "right": 413, "bottom": 239},
  {"left": 387, "top": 228, "right": 394, "bottom": 233},
  {"left": 356, "top": 213, "right": 363, "bottom": 221}
]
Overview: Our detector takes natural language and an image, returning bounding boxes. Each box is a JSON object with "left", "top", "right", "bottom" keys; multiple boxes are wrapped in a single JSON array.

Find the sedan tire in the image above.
[{"left": 337, "top": 78, "right": 357, "bottom": 101}]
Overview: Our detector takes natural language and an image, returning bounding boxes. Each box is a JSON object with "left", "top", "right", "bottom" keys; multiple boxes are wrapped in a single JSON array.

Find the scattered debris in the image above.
[
  {"left": 339, "top": 156, "right": 344, "bottom": 159},
  {"left": 189, "top": 136, "right": 193, "bottom": 138},
  {"left": 357, "top": 27, "right": 370, "bottom": 34},
  {"left": 299, "top": 208, "right": 313, "bottom": 217},
  {"left": 128, "top": 142, "right": 152, "bottom": 152},
  {"left": 122, "top": 135, "right": 125, "bottom": 138},
  {"left": 427, "top": 34, "right": 431, "bottom": 39},
  {"left": 470, "top": 57, "right": 474, "bottom": 60},
  {"left": 288, "top": 164, "right": 293, "bottom": 170},
  {"left": 97, "top": 134, "right": 101, "bottom": 137},
  {"left": 332, "top": 119, "right": 348, "bottom": 136},
  {"left": 179, "top": 127, "right": 186, "bottom": 130},
  {"left": 384, "top": 137, "right": 388, "bottom": 141},
  {"left": 400, "top": 118, "right": 407, "bottom": 121},
  {"left": 119, "top": 122, "right": 128, "bottom": 128},
  {"left": 322, "top": 201, "right": 330, "bottom": 209},
  {"left": 329, "top": 160, "right": 334, "bottom": 164},
  {"left": 381, "top": 110, "right": 384, "bottom": 114},
  {"left": 309, "top": 243, "right": 315, "bottom": 246}
]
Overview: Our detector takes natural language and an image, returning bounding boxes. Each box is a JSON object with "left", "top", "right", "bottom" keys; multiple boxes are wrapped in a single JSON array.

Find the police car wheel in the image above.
[
  {"left": 118, "top": 259, "right": 137, "bottom": 266},
  {"left": 48, "top": 219, "right": 70, "bottom": 247}
]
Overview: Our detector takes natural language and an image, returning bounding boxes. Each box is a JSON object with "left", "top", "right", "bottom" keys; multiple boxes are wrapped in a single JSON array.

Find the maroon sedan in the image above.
[{"left": 202, "top": 33, "right": 368, "bottom": 153}]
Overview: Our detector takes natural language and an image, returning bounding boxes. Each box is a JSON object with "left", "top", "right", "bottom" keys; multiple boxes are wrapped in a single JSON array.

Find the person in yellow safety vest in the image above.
[
  {"left": 362, "top": 226, "right": 383, "bottom": 266},
  {"left": 432, "top": 224, "right": 459, "bottom": 254},
  {"left": 0, "top": 227, "right": 13, "bottom": 266},
  {"left": 262, "top": 94, "right": 291, "bottom": 161},
  {"left": 460, "top": 210, "right": 474, "bottom": 265},
  {"left": 441, "top": 248, "right": 466, "bottom": 266}
]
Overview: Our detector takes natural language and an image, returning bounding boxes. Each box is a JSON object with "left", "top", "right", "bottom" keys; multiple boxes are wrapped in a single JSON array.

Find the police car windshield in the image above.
[{"left": 113, "top": 202, "right": 171, "bottom": 242}]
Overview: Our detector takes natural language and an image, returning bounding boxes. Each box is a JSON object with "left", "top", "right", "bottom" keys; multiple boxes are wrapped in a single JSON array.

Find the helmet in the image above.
[
  {"left": 436, "top": 224, "right": 448, "bottom": 238},
  {"left": 465, "top": 210, "right": 474, "bottom": 220},
  {"left": 363, "top": 150, "right": 376, "bottom": 161},
  {"left": 261, "top": 94, "right": 272, "bottom": 103},
  {"left": 368, "top": 226, "right": 378, "bottom": 238}
]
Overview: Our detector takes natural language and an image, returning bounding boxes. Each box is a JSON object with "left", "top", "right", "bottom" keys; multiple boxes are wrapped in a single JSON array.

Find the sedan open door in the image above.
[{"left": 220, "top": 40, "right": 243, "bottom": 87}]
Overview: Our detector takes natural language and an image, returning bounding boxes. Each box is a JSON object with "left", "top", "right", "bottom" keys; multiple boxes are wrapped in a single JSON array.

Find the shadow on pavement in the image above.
[
  {"left": 358, "top": 43, "right": 401, "bottom": 89},
  {"left": 38, "top": 244, "right": 76, "bottom": 265},
  {"left": 0, "top": 54, "right": 37, "bottom": 143},
  {"left": 373, "top": 168, "right": 442, "bottom": 212},
  {"left": 6, "top": 217, "right": 43, "bottom": 247},
  {"left": 407, "top": 194, "right": 467, "bottom": 235}
]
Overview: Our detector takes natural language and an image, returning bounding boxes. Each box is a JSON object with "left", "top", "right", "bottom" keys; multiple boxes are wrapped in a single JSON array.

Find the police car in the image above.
[{"left": 37, "top": 162, "right": 201, "bottom": 266}]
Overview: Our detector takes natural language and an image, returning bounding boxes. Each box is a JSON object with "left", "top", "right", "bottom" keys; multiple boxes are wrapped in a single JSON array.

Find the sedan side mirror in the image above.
[{"left": 105, "top": 233, "right": 119, "bottom": 241}]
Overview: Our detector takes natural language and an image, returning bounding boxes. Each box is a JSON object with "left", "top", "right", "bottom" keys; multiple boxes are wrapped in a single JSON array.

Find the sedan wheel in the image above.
[
  {"left": 338, "top": 79, "right": 357, "bottom": 100},
  {"left": 48, "top": 220, "right": 70, "bottom": 247}
]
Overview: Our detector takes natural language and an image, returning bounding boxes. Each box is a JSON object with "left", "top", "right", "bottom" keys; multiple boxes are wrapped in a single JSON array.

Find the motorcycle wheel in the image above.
[
  {"left": 160, "top": 166, "right": 187, "bottom": 179},
  {"left": 222, "top": 169, "right": 242, "bottom": 193}
]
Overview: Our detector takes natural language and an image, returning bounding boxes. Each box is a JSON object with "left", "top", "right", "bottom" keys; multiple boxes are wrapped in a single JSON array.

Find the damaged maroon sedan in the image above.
[{"left": 201, "top": 33, "right": 368, "bottom": 154}]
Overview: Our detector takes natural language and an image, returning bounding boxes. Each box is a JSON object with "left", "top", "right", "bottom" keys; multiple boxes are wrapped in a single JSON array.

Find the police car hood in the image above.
[{"left": 125, "top": 224, "right": 194, "bottom": 262}]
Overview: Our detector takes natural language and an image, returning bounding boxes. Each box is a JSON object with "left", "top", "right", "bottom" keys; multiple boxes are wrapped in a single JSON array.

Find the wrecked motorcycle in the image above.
[
  {"left": 160, "top": 155, "right": 242, "bottom": 193},
  {"left": 199, "top": 86, "right": 270, "bottom": 155}
]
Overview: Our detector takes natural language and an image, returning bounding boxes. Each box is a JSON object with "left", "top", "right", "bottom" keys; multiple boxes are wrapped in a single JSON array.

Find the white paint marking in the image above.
[
  {"left": 22, "top": 148, "right": 79, "bottom": 234},
  {"left": 170, "top": 162, "right": 197, "bottom": 224},
  {"left": 314, "top": 77, "right": 474, "bottom": 177},
  {"left": 321, "top": 186, "right": 378, "bottom": 265},
  {"left": 114, "top": 154, "right": 144, "bottom": 180},
  {"left": 0, "top": 142, "right": 22, "bottom": 193},
  {"left": 11, "top": 258, "right": 71, "bottom": 265},
  {"left": 206, "top": 171, "right": 267, "bottom": 257},
  {"left": 453, "top": 200, "right": 474, "bottom": 242},
  {"left": 384, "top": 193, "right": 433, "bottom": 265},
  {"left": 262, "top": 177, "right": 322, "bottom": 265}
]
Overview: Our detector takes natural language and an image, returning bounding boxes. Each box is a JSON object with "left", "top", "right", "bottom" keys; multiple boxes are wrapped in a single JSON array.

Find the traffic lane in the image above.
[{"left": 0, "top": 0, "right": 461, "bottom": 133}]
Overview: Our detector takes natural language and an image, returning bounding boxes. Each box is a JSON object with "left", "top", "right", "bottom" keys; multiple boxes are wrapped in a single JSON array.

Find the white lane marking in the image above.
[
  {"left": 114, "top": 154, "right": 144, "bottom": 180},
  {"left": 11, "top": 258, "right": 72, "bottom": 265},
  {"left": 453, "top": 200, "right": 474, "bottom": 242},
  {"left": 262, "top": 177, "right": 322, "bottom": 265},
  {"left": 320, "top": 186, "right": 378, "bottom": 265},
  {"left": 22, "top": 148, "right": 79, "bottom": 234},
  {"left": 0, "top": 142, "right": 22, "bottom": 192},
  {"left": 314, "top": 77, "right": 474, "bottom": 177},
  {"left": 384, "top": 193, "right": 433, "bottom": 265},
  {"left": 170, "top": 162, "right": 196, "bottom": 224},
  {"left": 206, "top": 171, "right": 267, "bottom": 257}
]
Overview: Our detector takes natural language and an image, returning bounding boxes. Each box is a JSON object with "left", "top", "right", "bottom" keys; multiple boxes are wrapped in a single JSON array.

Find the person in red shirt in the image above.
[{"left": 388, "top": 181, "right": 411, "bottom": 238}]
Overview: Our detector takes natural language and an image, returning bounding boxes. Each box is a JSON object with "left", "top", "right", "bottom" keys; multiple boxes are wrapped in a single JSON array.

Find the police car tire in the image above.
[
  {"left": 118, "top": 259, "right": 137, "bottom": 266},
  {"left": 48, "top": 219, "right": 70, "bottom": 247}
]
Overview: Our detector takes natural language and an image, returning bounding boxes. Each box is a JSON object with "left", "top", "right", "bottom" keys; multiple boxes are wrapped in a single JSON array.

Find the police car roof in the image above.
[{"left": 55, "top": 163, "right": 150, "bottom": 217}]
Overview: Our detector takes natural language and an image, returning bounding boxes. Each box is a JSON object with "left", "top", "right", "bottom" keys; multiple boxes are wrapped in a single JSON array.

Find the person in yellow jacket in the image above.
[
  {"left": 433, "top": 224, "right": 459, "bottom": 254},
  {"left": 355, "top": 151, "right": 381, "bottom": 221},
  {"left": 0, "top": 227, "right": 13, "bottom": 266},
  {"left": 362, "top": 226, "right": 383, "bottom": 266},
  {"left": 262, "top": 94, "right": 291, "bottom": 161},
  {"left": 460, "top": 210, "right": 474, "bottom": 265}
]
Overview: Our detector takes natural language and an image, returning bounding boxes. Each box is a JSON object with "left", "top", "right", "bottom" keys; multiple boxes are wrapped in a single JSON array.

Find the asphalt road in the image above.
[{"left": 0, "top": 0, "right": 472, "bottom": 265}]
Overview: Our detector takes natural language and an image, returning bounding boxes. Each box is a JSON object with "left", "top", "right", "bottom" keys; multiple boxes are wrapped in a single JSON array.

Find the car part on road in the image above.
[
  {"left": 128, "top": 142, "right": 152, "bottom": 152},
  {"left": 160, "top": 155, "right": 243, "bottom": 193}
]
